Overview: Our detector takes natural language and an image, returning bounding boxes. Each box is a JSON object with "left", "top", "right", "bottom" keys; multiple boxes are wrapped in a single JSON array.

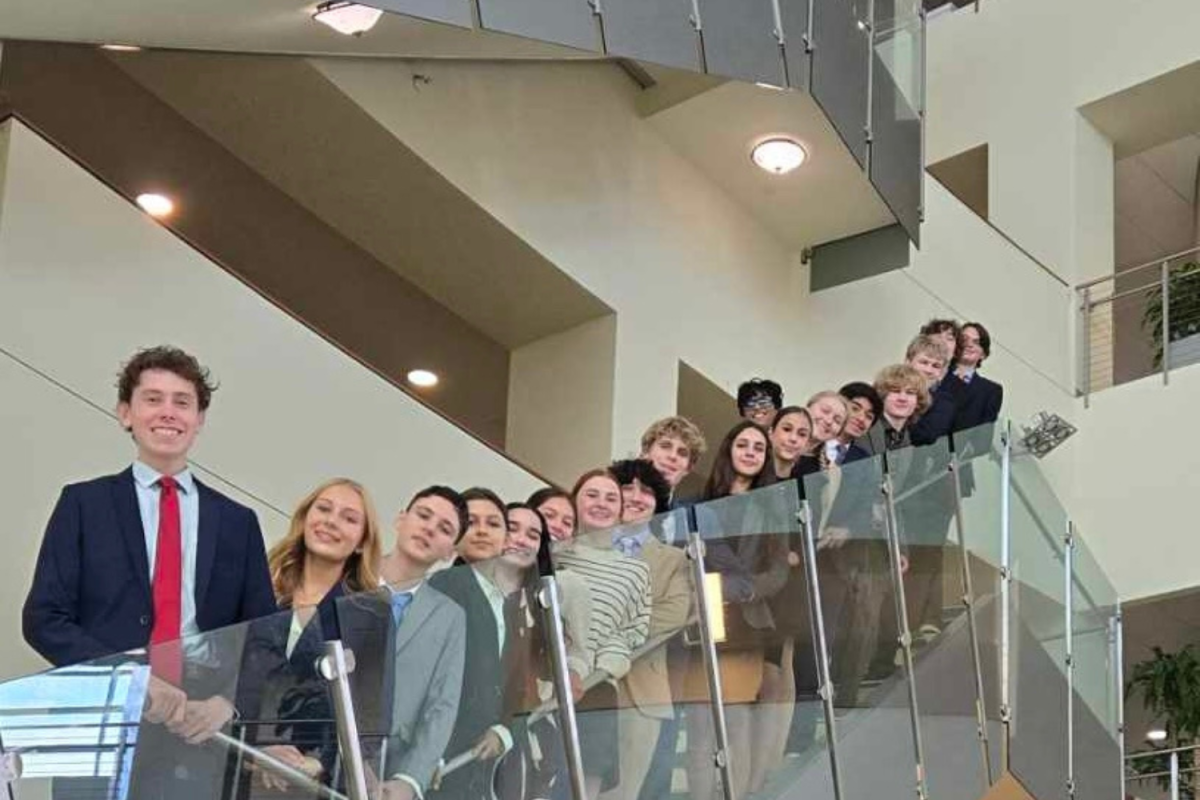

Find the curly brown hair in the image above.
[
  {"left": 268, "top": 478, "right": 382, "bottom": 606},
  {"left": 117, "top": 346, "right": 217, "bottom": 411}
]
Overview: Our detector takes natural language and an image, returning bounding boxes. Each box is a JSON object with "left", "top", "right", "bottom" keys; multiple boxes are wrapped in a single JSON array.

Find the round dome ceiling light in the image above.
[
  {"left": 407, "top": 369, "right": 439, "bottom": 388},
  {"left": 136, "top": 193, "right": 175, "bottom": 218},
  {"left": 751, "top": 137, "right": 808, "bottom": 176},
  {"left": 313, "top": 1, "right": 385, "bottom": 36}
]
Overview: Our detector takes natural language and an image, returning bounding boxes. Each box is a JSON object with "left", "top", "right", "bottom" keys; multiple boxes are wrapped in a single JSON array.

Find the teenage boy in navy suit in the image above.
[{"left": 23, "top": 346, "right": 276, "bottom": 754}]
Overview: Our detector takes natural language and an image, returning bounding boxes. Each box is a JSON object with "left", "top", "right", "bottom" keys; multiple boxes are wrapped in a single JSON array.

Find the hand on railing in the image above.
[
  {"left": 143, "top": 674, "right": 188, "bottom": 726},
  {"left": 249, "top": 744, "right": 322, "bottom": 791},
  {"left": 170, "top": 695, "right": 235, "bottom": 744}
]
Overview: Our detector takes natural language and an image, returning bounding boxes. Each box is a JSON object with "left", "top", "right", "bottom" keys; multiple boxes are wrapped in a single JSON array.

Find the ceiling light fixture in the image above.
[
  {"left": 136, "top": 193, "right": 175, "bottom": 219},
  {"left": 407, "top": 369, "right": 439, "bottom": 388},
  {"left": 100, "top": 43, "right": 143, "bottom": 53},
  {"left": 313, "top": 1, "right": 384, "bottom": 36},
  {"left": 751, "top": 137, "right": 808, "bottom": 176},
  {"left": 1146, "top": 729, "right": 1169, "bottom": 744}
]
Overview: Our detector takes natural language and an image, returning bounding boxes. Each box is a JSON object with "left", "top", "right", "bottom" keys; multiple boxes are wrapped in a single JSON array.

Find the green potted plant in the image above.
[
  {"left": 1127, "top": 644, "right": 1200, "bottom": 798},
  {"left": 1142, "top": 261, "right": 1200, "bottom": 369}
]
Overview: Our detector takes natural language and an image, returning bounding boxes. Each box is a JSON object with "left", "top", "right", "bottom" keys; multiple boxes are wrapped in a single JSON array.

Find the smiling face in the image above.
[
  {"left": 117, "top": 368, "right": 205, "bottom": 475},
  {"left": 808, "top": 396, "right": 847, "bottom": 443},
  {"left": 458, "top": 498, "right": 507, "bottom": 563},
  {"left": 844, "top": 397, "right": 876, "bottom": 440},
  {"left": 302, "top": 483, "right": 367, "bottom": 569},
  {"left": 730, "top": 427, "right": 768, "bottom": 481},
  {"left": 959, "top": 325, "right": 985, "bottom": 368},
  {"left": 575, "top": 475, "right": 622, "bottom": 531},
  {"left": 620, "top": 479, "right": 657, "bottom": 524},
  {"left": 770, "top": 411, "right": 813, "bottom": 466},
  {"left": 536, "top": 496, "right": 576, "bottom": 542},
  {"left": 503, "top": 507, "right": 544, "bottom": 570},
  {"left": 643, "top": 435, "right": 692, "bottom": 489},
  {"left": 884, "top": 387, "right": 920, "bottom": 422},
  {"left": 394, "top": 496, "right": 460, "bottom": 568},
  {"left": 908, "top": 353, "right": 945, "bottom": 385}
]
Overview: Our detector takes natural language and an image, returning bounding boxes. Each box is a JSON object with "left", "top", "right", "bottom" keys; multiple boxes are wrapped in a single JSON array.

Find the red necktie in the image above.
[{"left": 150, "top": 476, "right": 183, "bottom": 685}]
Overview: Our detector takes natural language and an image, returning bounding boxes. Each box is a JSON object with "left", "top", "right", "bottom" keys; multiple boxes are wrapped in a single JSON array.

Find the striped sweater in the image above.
[{"left": 552, "top": 535, "right": 651, "bottom": 680}]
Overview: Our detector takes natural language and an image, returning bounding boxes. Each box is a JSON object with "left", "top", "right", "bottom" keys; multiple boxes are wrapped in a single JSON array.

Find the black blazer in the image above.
[
  {"left": 428, "top": 564, "right": 508, "bottom": 760},
  {"left": 23, "top": 467, "right": 278, "bottom": 667},
  {"left": 943, "top": 372, "right": 1004, "bottom": 436}
]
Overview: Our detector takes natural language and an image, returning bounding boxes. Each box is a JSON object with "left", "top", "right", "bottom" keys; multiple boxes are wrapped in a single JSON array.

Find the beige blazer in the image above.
[{"left": 622, "top": 537, "right": 690, "bottom": 718}]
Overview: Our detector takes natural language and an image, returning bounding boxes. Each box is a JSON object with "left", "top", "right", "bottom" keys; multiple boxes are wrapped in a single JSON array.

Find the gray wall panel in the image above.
[
  {"left": 372, "top": 0, "right": 474, "bottom": 28},
  {"left": 602, "top": 0, "right": 700, "bottom": 72},
  {"left": 869, "top": 57, "right": 922, "bottom": 245},
  {"left": 810, "top": 223, "right": 910, "bottom": 291},
  {"left": 478, "top": 0, "right": 599, "bottom": 52},
  {"left": 696, "top": 0, "right": 785, "bottom": 86},
  {"left": 778, "top": 0, "right": 812, "bottom": 90},
  {"left": 810, "top": 0, "right": 870, "bottom": 166}
]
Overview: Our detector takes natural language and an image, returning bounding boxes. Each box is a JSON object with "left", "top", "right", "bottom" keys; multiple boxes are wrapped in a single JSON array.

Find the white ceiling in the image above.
[{"left": 646, "top": 80, "right": 896, "bottom": 250}]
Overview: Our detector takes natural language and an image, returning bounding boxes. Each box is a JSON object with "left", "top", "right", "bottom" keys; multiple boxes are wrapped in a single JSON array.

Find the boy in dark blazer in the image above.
[{"left": 23, "top": 346, "right": 277, "bottom": 797}]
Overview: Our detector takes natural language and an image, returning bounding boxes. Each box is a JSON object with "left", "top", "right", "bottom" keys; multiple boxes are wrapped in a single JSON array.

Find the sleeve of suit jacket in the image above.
[
  {"left": 238, "top": 508, "right": 281, "bottom": 623},
  {"left": 23, "top": 486, "right": 114, "bottom": 666},
  {"left": 391, "top": 602, "right": 466, "bottom": 792}
]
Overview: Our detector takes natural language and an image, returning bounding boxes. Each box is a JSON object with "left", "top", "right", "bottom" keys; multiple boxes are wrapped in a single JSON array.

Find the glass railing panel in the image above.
[
  {"left": 893, "top": 434, "right": 988, "bottom": 798},
  {"left": 335, "top": 552, "right": 579, "bottom": 800},
  {"left": 548, "top": 508, "right": 691, "bottom": 800},
  {"left": 872, "top": 0, "right": 923, "bottom": 117},
  {"left": 1070, "top": 530, "right": 1122, "bottom": 800},
  {"left": 1007, "top": 448, "right": 1070, "bottom": 800},
  {"left": 800, "top": 450, "right": 920, "bottom": 800},
  {"left": 953, "top": 421, "right": 1007, "bottom": 775},
  {"left": 0, "top": 607, "right": 330, "bottom": 800},
  {"left": 810, "top": 0, "right": 872, "bottom": 167},
  {"left": 692, "top": 482, "right": 837, "bottom": 799}
]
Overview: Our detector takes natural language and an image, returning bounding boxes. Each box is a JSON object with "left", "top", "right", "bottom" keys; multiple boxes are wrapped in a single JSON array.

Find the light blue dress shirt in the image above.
[{"left": 132, "top": 461, "right": 201, "bottom": 639}]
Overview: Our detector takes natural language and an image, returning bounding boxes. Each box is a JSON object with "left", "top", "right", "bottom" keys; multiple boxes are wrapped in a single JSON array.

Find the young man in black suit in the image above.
[
  {"left": 944, "top": 321, "right": 1004, "bottom": 435},
  {"left": 23, "top": 346, "right": 277, "bottom": 796}
]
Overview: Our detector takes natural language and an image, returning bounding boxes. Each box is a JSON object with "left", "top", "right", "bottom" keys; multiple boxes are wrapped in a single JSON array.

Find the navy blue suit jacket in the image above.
[{"left": 23, "top": 467, "right": 278, "bottom": 667}]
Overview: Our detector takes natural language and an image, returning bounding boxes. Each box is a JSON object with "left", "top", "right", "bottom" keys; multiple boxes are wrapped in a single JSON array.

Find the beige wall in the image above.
[
  {"left": 312, "top": 58, "right": 1075, "bottom": 468},
  {"left": 0, "top": 119, "right": 543, "bottom": 676},
  {"left": 507, "top": 314, "right": 616, "bottom": 488}
]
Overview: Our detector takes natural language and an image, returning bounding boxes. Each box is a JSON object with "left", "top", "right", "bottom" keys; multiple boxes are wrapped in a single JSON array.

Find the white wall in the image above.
[
  {"left": 1070, "top": 367, "right": 1200, "bottom": 601},
  {"left": 507, "top": 314, "right": 616, "bottom": 488},
  {"left": 0, "top": 119, "right": 543, "bottom": 676},
  {"left": 312, "top": 58, "right": 1075, "bottom": 463},
  {"left": 926, "top": 0, "right": 1200, "bottom": 284}
]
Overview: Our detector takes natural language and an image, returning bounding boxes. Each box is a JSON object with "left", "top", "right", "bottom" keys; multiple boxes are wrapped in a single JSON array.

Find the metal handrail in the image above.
[
  {"left": 1077, "top": 245, "right": 1200, "bottom": 290},
  {"left": 1127, "top": 743, "right": 1200, "bottom": 761}
]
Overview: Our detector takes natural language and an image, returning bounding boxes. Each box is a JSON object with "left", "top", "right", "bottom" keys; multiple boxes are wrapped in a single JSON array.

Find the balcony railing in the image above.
[
  {"left": 1076, "top": 244, "right": 1200, "bottom": 404},
  {"left": 1, "top": 422, "right": 1121, "bottom": 800}
]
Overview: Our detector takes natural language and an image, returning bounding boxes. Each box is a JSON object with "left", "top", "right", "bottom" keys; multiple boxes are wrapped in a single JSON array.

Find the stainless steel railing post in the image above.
[
  {"left": 537, "top": 575, "right": 589, "bottom": 800},
  {"left": 1064, "top": 522, "right": 1076, "bottom": 799},
  {"left": 949, "top": 455, "right": 994, "bottom": 788},
  {"left": 319, "top": 640, "right": 369, "bottom": 800},
  {"left": 999, "top": 419, "right": 1013, "bottom": 770},
  {"left": 686, "top": 530, "right": 737, "bottom": 800},
  {"left": 881, "top": 471, "right": 929, "bottom": 800},
  {"left": 798, "top": 500, "right": 844, "bottom": 800}
]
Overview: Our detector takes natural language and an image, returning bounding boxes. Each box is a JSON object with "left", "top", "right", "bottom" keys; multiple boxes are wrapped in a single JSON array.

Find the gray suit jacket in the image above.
[
  {"left": 338, "top": 584, "right": 466, "bottom": 793},
  {"left": 388, "top": 584, "right": 466, "bottom": 791}
]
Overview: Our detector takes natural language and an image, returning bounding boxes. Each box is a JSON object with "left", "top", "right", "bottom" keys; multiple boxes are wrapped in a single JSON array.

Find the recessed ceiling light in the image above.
[
  {"left": 751, "top": 137, "right": 808, "bottom": 176},
  {"left": 313, "top": 1, "right": 384, "bottom": 36},
  {"left": 1146, "top": 728, "right": 1169, "bottom": 743},
  {"left": 136, "top": 193, "right": 175, "bottom": 218},
  {"left": 407, "top": 369, "right": 439, "bottom": 388},
  {"left": 100, "top": 44, "right": 143, "bottom": 53}
]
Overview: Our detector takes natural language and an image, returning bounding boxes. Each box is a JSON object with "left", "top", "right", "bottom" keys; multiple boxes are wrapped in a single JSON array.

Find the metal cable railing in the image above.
[{"left": 1076, "top": 245, "right": 1200, "bottom": 404}]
